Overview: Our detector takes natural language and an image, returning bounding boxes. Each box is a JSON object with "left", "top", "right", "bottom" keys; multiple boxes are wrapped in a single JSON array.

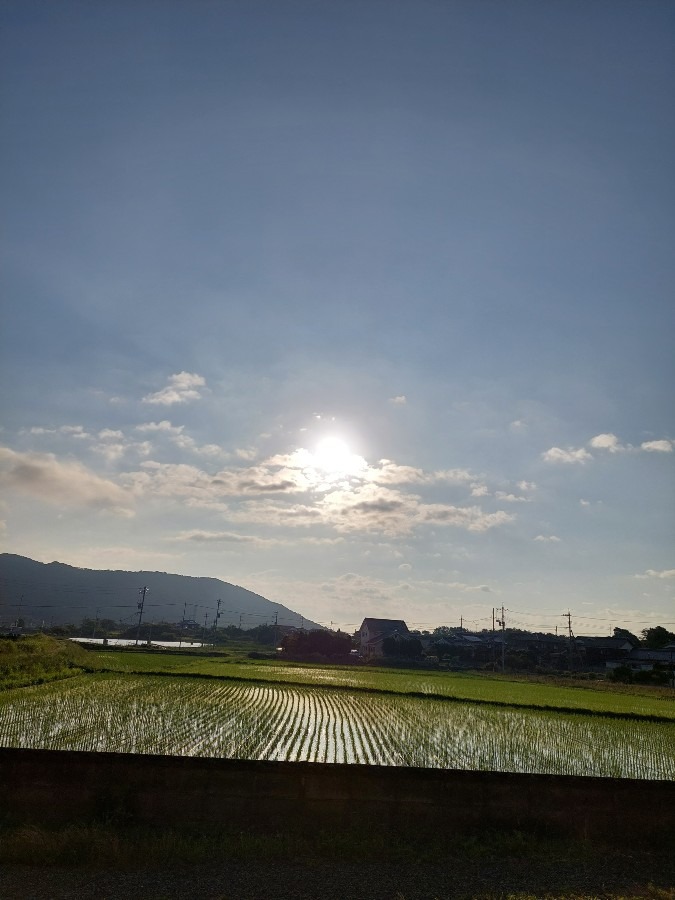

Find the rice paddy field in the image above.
[
  {"left": 89, "top": 649, "right": 675, "bottom": 719},
  {"left": 2, "top": 672, "right": 674, "bottom": 779}
]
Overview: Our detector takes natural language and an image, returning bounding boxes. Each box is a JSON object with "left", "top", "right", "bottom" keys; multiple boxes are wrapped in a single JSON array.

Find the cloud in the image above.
[
  {"left": 542, "top": 446, "right": 592, "bottom": 464},
  {"left": 135, "top": 420, "right": 227, "bottom": 459},
  {"left": 635, "top": 568, "right": 675, "bottom": 579},
  {"left": 225, "top": 479, "right": 514, "bottom": 538},
  {"left": 589, "top": 433, "right": 622, "bottom": 452},
  {"left": 368, "top": 461, "right": 474, "bottom": 487},
  {"left": 389, "top": 395, "right": 407, "bottom": 405},
  {"left": 419, "top": 505, "right": 513, "bottom": 533},
  {"left": 172, "top": 529, "right": 280, "bottom": 546},
  {"left": 142, "top": 372, "right": 206, "bottom": 406},
  {"left": 544, "top": 433, "right": 674, "bottom": 464},
  {"left": 98, "top": 429, "right": 124, "bottom": 440},
  {"left": 119, "top": 446, "right": 514, "bottom": 538},
  {"left": 640, "top": 440, "right": 673, "bottom": 453},
  {"left": 123, "top": 460, "right": 226, "bottom": 506},
  {"left": 494, "top": 491, "right": 529, "bottom": 502},
  {"left": 0, "top": 447, "right": 133, "bottom": 515},
  {"left": 27, "top": 425, "right": 91, "bottom": 439},
  {"left": 136, "top": 420, "right": 184, "bottom": 434},
  {"left": 534, "top": 534, "right": 561, "bottom": 542},
  {"left": 443, "top": 581, "right": 492, "bottom": 593}
]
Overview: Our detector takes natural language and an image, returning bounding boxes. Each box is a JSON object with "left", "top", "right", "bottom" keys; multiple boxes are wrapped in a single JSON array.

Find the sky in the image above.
[{"left": 1, "top": 1, "right": 674, "bottom": 636}]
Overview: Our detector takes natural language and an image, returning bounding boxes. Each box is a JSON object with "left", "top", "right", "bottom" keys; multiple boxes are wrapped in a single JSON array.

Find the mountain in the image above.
[{"left": 0, "top": 554, "right": 321, "bottom": 631}]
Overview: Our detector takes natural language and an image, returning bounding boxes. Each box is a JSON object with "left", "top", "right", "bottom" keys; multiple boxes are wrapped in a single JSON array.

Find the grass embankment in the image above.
[
  {"left": 91, "top": 648, "right": 675, "bottom": 720},
  {"left": 0, "top": 635, "right": 96, "bottom": 690}
]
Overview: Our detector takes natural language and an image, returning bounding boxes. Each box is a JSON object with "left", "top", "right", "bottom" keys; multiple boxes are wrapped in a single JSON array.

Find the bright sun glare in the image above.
[{"left": 313, "top": 437, "right": 365, "bottom": 476}]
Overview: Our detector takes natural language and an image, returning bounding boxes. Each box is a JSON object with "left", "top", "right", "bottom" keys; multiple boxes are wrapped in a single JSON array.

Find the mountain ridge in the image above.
[{"left": 0, "top": 553, "right": 321, "bottom": 631}]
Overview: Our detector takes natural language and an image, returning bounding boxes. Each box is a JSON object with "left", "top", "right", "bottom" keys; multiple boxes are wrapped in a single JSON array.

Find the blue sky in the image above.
[{"left": 2, "top": 1, "right": 673, "bottom": 634}]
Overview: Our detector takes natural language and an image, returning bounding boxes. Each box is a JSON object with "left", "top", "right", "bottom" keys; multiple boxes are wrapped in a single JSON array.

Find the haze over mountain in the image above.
[{"left": 0, "top": 554, "right": 321, "bottom": 631}]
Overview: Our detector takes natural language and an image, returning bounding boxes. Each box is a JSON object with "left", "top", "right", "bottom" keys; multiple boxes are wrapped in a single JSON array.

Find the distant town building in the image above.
[{"left": 359, "top": 618, "right": 410, "bottom": 658}]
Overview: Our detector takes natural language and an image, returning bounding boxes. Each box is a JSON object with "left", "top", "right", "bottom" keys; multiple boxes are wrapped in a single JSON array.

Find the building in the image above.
[{"left": 359, "top": 618, "right": 410, "bottom": 658}]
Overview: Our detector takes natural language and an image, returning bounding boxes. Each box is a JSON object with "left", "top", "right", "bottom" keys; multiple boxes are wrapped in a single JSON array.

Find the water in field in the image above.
[
  {"left": 1, "top": 674, "right": 673, "bottom": 779},
  {"left": 70, "top": 638, "right": 204, "bottom": 648}
]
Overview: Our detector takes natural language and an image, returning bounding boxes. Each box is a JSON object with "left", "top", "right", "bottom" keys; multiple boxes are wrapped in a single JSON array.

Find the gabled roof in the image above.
[{"left": 360, "top": 618, "right": 409, "bottom": 634}]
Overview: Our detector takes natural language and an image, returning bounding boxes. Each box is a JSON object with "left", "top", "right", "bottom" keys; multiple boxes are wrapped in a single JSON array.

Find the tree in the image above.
[
  {"left": 281, "top": 629, "right": 353, "bottom": 659},
  {"left": 433, "top": 626, "right": 454, "bottom": 637},
  {"left": 641, "top": 626, "right": 675, "bottom": 649},
  {"left": 382, "top": 636, "right": 423, "bottom": 659},
  {"left": 613, "top": 627, "right": 640, "bottom": 646}
]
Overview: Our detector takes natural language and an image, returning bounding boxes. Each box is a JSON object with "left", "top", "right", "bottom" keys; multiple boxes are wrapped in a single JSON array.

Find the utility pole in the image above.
[
  {"left": 213, "top": 599, "right": 222, "bottom": 643},
  {"left": 179, "top": 601, "right": 187, "bottom": 649},
  {"left": 136, "top": 587, "right": 148, "bottom": 646},
  {"left": 565, "top": 610, "right": 575, "bottom": 672},
  {"left": 496, "top": 606, "right": 506, "bottom": 672},
  {"left": 202, "top": 611, "right": 209, "bottom": 647},
  {"left": 92, "top": 608, "right": 100, "bottom": 640}
]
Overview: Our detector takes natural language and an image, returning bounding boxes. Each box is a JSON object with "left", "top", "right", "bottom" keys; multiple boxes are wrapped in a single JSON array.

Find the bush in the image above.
[
  {"left": 608, "top": 665, "right": 633, "bottom": 684},
  {"left": 0, "top": 634, "right": 92, "bottom": 688}
]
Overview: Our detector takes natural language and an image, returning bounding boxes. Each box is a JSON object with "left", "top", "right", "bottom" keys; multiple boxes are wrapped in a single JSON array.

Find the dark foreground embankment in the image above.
[{"left": 2, "top": 747, "right": 674, "bottom": 848}]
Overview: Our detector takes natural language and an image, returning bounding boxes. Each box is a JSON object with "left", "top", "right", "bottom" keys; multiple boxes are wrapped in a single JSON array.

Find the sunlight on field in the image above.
[
  {"left": 1, "top": 674, "right": 673, "bottom": 779},
  {"left": 91, "top": 652, "right": 675, "bottom": 720}
]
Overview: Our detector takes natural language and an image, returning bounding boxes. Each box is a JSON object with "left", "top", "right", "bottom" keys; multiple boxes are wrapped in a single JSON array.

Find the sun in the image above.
[
  {"left": 313, "top": 437, "right": 365, "bottom": 477},
  {"left": 314, "top": 437, "right": 351, "bottom": 472}
]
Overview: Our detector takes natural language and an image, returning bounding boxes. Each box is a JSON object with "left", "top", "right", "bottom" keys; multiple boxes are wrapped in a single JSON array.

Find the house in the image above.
[
  {"left": 359, "top": 618, "right": 410, "bottom": 658},
  {"left": 575, "top": 636, "right": 634, "bottom": 668},
  {"left": 607, "top": 646, "right": 675, "bottom": 673}
]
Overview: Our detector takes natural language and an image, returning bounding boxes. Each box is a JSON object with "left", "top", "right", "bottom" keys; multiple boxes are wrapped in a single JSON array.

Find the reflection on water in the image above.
[{"left": 70, "top": 638, "right": 204, "bottom": 648}]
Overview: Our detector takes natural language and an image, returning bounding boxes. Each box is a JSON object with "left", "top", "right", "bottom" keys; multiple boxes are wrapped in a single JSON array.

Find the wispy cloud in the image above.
[
  {"left": 135, "top": 420, "right": 227, "bottom": 459},
  {"left": 172, "top": 529, "right": 281, "bottom": 545},
  {"left": 142, "top": 372, "right": 206, "bottom": 406},
  {"left": 635, "top": 568, "right": 675, "bottom": 579},
  {"left": 534, "top": 534, "right": 561, "bottom": 542}
]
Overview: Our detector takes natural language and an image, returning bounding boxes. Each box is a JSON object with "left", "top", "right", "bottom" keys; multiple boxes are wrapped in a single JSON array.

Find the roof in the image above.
[
  {"left": 360, "top": 618, "right": 409, "bottom": 634},
  {"left": 577, "top": 637, "right": 634, "bottom": 650},
  {"left": 628, "top": 648, "right": 674, "bottom": 662}
]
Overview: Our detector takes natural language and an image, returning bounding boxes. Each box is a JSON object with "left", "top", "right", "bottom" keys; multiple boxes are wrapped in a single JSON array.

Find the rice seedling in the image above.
[{"left": 1, "top": 673, "right": 673, "bottom": 779}]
